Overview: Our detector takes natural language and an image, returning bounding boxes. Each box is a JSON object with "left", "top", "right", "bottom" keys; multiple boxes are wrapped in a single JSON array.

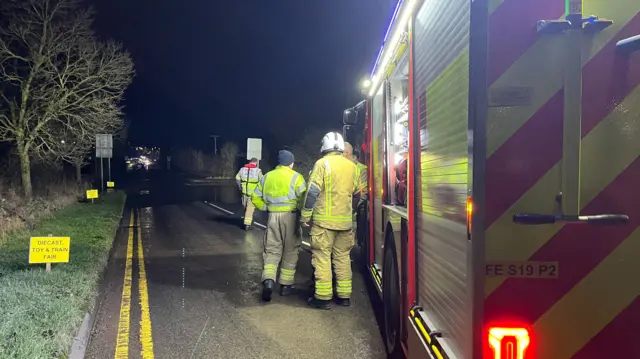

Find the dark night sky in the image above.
[{"left": 90, "top": 0, "right": 396, "bottom": 150}]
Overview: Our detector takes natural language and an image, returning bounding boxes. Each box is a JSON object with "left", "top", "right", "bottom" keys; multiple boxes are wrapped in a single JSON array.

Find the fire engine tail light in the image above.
[
  {"left": 466, "top": 196, "right": 473, "bottom": 237},
  {"left": 488, "top": 327, "right": 530, "bottom": 359}
]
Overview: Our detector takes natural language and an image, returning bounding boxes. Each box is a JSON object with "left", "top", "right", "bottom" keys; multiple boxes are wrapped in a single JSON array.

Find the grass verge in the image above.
[{"left": 0, "top": 191, "right": 126, "bottom": 358}]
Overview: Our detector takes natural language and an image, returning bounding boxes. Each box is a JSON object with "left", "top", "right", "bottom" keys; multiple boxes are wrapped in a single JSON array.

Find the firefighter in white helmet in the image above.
[{"left": 301, "top": 132, "right": 359, "bottom": 309}]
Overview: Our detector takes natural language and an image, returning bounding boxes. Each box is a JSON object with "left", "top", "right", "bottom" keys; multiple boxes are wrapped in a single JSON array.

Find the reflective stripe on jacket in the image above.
[
  {"left": 302, "top": 152, "right": 358, "bottom": 230},
  {"left": 235, "top": 164, "right": 263, "bottom": 196},
  {"left": 252, "top": 166, "right": 306, "bottom": 212}
]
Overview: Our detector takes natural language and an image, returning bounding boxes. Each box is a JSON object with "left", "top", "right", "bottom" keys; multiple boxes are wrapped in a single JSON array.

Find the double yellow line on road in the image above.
[{"left": 114, "top": 209, "right": 155, "bottom": 359}]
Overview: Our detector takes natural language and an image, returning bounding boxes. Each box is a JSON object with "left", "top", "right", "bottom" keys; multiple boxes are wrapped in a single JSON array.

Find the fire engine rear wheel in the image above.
[{"left": 382, "top": 233, "right": 401, "bottom": 357}]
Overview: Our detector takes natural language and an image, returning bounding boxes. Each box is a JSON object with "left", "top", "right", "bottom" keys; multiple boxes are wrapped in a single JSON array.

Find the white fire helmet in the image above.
[{"left": 320, "top": 131, "right": 345, "bottom": 154}]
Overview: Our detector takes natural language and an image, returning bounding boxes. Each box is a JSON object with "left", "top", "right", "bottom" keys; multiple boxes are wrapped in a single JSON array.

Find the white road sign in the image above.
[
  {"left": 95, "top": 134, "right": 113, "bottom": 158},
  {"left": 247, "top": 138, "right": 262, "bottom": 160}
]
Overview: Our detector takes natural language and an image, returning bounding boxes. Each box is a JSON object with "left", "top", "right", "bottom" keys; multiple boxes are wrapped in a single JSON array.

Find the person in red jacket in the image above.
[{"left": 235, "top": 158, "right": 263, "bottom": 230}]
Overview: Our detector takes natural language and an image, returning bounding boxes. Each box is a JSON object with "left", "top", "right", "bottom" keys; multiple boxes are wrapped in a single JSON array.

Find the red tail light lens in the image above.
[
  {"left": 488, "top": 327, "right": 530, "bottom": 359},
  {"left": 466, "top": 196, "right": 473, "bottom": 238}
]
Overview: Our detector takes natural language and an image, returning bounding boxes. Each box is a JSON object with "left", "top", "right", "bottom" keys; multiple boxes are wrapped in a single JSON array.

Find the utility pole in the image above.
[{"left": 210, "top": 135, "right": 220, "bottom": 155}]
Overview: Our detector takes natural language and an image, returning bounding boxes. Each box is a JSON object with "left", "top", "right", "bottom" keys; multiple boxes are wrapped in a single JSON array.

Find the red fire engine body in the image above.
[{"left": 343, "top": 0, "right": 640, "bottom": 358}]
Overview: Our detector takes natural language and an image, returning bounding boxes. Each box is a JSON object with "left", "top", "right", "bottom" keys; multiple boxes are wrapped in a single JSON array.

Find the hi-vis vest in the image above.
[
  {"left": 302, "top": 152, "right": 359, "bottom": 230},
  {"left": 235, "top": 165, "right": 263, "bottom": 196},
  {"left": 252, "top": 166, "right": 306, "bottom": 212}
]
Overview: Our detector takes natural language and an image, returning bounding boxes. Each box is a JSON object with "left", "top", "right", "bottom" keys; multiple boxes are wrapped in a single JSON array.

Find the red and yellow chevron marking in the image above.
[
  {"left": 485, "top": 1, "right": 640, "bottom": 258},
  {"left": 572, "top": 294, "right": 640, "bottom": 358},
  {"left": 486, "top": 3, "right": 640, "bottom": 227},
  {"left": 484, "top": 0, "right": 640, "bottom": 357},
  {"left": 487, "top": 0, "right": 564, "bottom": 85},
  {"left": 533, "top": 224, "right": 640, "bottom": 358},
  {"left": 485, "top": 8, "right": 640, "bottom": 293}
]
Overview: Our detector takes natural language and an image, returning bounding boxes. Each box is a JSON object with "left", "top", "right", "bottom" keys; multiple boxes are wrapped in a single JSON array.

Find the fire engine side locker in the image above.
[{"left": 405, "top": 0, "right": 473, "bottom": 358}]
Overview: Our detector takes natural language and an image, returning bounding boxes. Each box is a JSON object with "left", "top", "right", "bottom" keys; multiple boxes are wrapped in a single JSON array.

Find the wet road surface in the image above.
[{"left": 86, "top": 170, "right": 386, "bottom": 359}]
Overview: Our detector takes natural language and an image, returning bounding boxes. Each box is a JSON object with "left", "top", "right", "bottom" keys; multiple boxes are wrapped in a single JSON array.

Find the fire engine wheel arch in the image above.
[{"left": 382, "top": 223, "right": 402, "bottom": 358}]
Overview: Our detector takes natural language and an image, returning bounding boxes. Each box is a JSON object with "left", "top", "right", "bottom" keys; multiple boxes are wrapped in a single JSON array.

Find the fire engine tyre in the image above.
[{"left": 382, "top": 232, "right": 402, "bottom": 358}]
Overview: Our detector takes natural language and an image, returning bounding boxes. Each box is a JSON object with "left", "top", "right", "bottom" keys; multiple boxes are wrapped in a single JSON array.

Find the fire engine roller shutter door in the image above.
[{"left": 412, "top": 1, "right": 471, "bottom": 358}]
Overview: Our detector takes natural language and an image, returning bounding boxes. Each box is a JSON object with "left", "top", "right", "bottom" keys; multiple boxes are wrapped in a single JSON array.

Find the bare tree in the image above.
[
  {"left": 55, "top": 113, "right": 123, "bottom": 183},
  {"left": 290, "top": 129, "right": 325, "bottom": 179},
  {"left": 0, "top": 0, "right": 134, "bottom": 197},
  {"left": 219, "top": 142, "right": 239, "bottom": 178}
]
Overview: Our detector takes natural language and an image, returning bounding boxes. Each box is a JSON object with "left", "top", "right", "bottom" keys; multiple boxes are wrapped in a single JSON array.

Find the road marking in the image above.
[
  {"left": 203, "top": 201, "right": 234, "bottom": 215},
  {"left": 114, "top": 212, "right": 134, "bottom": 359},
  {"left": 253, "top": 222, "right": 267, "bottom": 229},
  {"left": 137, "top": 219, "right": 155, "bottom": 359},
  {"left": 189, "top": 316, "right": 210, "bottom": 359},
  {"left": 203, "top": 201, "right": 267, "bottom": 229}
]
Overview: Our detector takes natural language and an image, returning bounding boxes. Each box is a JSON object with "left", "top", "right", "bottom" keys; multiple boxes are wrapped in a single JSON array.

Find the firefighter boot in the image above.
[
  {"left": 335, "top": 297, "right": 351, "bottom": 307},
  {"left": 261, "top": 279, "right": 275, "bottom": 302},
  {"left": 279, "top": 285, "right": 295, "bottom": 296},
  {"left": 307, "top": 297, "right": 331, "bottom": 310}
]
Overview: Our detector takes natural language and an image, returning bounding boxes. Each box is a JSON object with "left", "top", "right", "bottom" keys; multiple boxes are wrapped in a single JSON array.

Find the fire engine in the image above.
[{"left": 342, "top": 0, "right": 639, "bottom": 358}]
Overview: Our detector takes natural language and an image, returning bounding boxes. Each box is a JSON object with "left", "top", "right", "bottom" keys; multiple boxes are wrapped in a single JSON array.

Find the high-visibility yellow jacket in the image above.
[
  {"left": 302, "top": 152, "right": 358, "bottom": 230},
  {"left": 356, "top": 161, "right": 368, "bottom": 196},
  {"left": 252, "top": 165, "right": 306, "bottom": 212},
  {"left": 235, "top": 164, "right": 263, "bottom": 196}
]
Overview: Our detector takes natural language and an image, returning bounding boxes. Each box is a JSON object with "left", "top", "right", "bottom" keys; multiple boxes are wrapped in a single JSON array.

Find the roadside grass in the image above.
[
  {"left": 0, "top": 191, "right": 125, "bottom": 359},
  {"left": 0, "top": 179, "right": 82, "bottom": 243}
]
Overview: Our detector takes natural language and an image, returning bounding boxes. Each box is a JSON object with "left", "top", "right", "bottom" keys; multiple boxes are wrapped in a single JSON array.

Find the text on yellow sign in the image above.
[
  {"left": 29, "top": 237, "right": 71, "bottom": 264},
  {"left": 87, "top": 189, "right": 99, "bottom": 199}
]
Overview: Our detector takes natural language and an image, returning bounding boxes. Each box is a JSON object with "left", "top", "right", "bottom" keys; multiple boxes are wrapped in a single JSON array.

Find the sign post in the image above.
[
  {"left": 247, "top": 138, "right": 262, "bottom": 167},
  {"left": 29, "top": 234, "right": 71, "bottom": 272},
  {"left": 95, "top": 134, "right": 113, "bottom": 193},
  {"left": 246, "top": 138, "right": 262, "bottom": 168}
]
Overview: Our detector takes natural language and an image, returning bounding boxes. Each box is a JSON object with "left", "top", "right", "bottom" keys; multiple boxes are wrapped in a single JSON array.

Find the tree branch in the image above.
[{"left": 0, "top": 0, "right": 134, "bottom": 167}]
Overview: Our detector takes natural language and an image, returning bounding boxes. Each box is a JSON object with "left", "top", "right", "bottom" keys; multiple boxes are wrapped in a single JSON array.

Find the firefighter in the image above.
[
  {"left": 301, "top": 132, "right": 359, "bottom": 309},
  {"left": 251, "top": 150, "right": 306, "bottom": 302},
  {"left": 235, "top": 157, "right": 263, "bottom": 230}
]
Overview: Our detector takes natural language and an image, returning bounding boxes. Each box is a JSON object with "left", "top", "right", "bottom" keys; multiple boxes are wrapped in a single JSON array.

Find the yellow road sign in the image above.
[
  {"left": 29, "top": 237, "right": 70, "bottom": 264},
  {"left": 107, "top": 181, "right": 115, "bottom": 188},
  {"left": 87, "top": 189, "right": 99, "bottom": 199}
]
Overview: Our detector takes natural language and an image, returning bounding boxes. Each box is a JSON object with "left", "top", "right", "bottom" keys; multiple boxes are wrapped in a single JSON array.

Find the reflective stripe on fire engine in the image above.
[
  {"left": 369, "top": 264, "right": 382, "bottom": 293},
  {"left": 408, "top": 307, "right": 454, "bottom": 359}
]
